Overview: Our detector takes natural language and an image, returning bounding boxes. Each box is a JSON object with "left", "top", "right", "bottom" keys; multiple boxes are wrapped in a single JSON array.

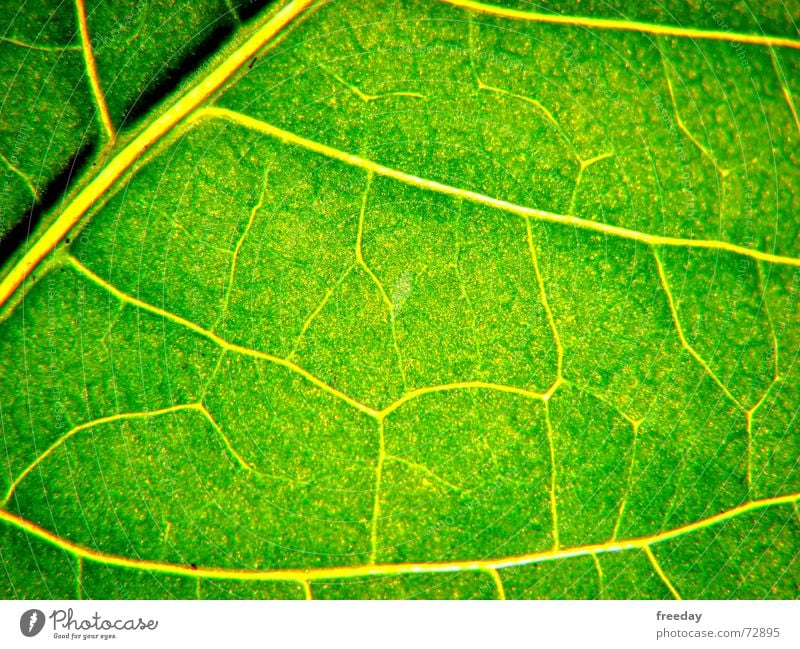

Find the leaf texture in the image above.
[{"left": 0, "top": 0, "right": 799, "bottom": 599}]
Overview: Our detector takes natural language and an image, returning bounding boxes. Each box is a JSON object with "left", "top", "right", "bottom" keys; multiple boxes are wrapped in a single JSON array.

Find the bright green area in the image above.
[{"left": 0, "top": 0, "right": 798, "bottom": 599}]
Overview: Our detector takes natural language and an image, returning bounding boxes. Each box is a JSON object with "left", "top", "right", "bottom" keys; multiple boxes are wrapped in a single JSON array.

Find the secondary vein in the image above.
[
  {"left": 196, "top": 107, "right": 800, "bottom": 269},
  {"left": 0, "top": 490, "right": 796, "bottom": 584},
  {"left": 65, "top": 254, "right": 377, "bottom": 417},
  {"left": 64, "top": 254, "right": 557, "bottom": 420},
  {"left": 442, "top": 0, "right": 800, "bottom": 50},
  {"left": 75, "top": 0, "right": 115, "bottom": 140}
]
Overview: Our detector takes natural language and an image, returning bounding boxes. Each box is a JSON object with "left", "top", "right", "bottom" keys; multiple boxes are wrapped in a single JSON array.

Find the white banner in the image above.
[{"left": 0, "top": 600, "right": 797, "bottom": 648}]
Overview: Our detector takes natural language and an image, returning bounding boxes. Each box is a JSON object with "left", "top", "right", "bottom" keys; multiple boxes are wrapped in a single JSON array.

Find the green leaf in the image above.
[
  {"left": 1, "top": 0, "right": 799, "bottom": 600},
  {"left": 0, "top": 0, "right": 246, "bottom": 243}
]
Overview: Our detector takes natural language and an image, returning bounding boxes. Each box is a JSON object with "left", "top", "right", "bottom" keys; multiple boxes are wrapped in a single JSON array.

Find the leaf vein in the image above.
[
  {"left": 645, "top": 545, "right": 682, "bottom": 599},
  {"left": 443, "top": 0, "right": 800, "bottom": 50},
  {"left": 1, "top": 491, "right": 796, "bottom": 583},
  {"left": 653, "top": 248, "right": 745, "bottom": 411},
  {"left": 196, "top": 107, "right": 800, "bottom": 269},
  {"left": 75, "top": 0, "right": 115, "bottom": 140}
]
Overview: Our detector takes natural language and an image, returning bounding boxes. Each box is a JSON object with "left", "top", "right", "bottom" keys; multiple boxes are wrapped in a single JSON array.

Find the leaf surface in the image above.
[{"left": 0, "top": 0, "right": 799, "bottom": 599}]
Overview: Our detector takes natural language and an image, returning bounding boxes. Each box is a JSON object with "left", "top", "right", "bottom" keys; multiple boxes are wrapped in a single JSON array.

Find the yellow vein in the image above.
[
  {"left": 467, "top": 17, "right": 553, "bottom": 127},
  {"left": 356, "top": 171, "right": 408, "bottom": 389},
  {"left": 223, "top": 0, "right": 238, "bottom": 21},
  {"left": 216, "top": 162, "right": 273, "bottom": 330},
  {"left": 66, "top": 254, "right": 377, "bottom": 417},
  {"left": 481, "top": 84, "right": 558, "bottom": 127},
  {"left": 544, "top": 401, "right": 560, "bottom": 550},
  {"left": 769, "top": 47, "right": 800, "bottom": 132},
  {"left": 653, "top": 248, "right": 744, "bottom": 410},
  {"left": 0, "top": 0, "right": 316, "bottom": 310},
  {"left": 780, "top": 84, "right": 800, "bottom": 132},
  {"left": 611, "top": 418, "right": 643, "bottom": 541},
  {"left": 76, "top": 556, "right": 83, "bottom": 600},
  {"left": 5, "top": 391, "right": 294, "bottom": 493},
  {"left": 354, "top": 172, "right": 372, "bottom": 267},
  {"left": 453, "top": 199, "right": 481, "bottom": 340},
  {"left": 560, "top": 378, "right": 638, "bottom": 427},
  {"left": 1, "top": 491, "right": 795, "bottom": 583},
  {"left": 581, "top": 152, "right": 615, "bottom": 169},
  {"left": 745, "top": 410, "right": 754, "bottom": 494},
  {"left": 44, "top": 259, "right": 579, "bottom": 427},
  {"left": 172, "top": 219, "right": 231, "bottom": 256},
  {"left": 745, "top": 376, "right": 782, "bottom": 494},
  {"left": 2, "top": 403, "right": 199, "bottom": 506},
  {"left": 488, "top": 568, "right": 506, "bottom": 600},
  {"left": 302, "top": 581, "right": 313, "bottom": 600},
  {"left": 591, "top": 553, "right": 604, "bottom": 598},
  {"left": 378, "top": 380, "right": 548, "bottom": 420},
  {"left": 199, "top": 405, "right": 254, "bottom": 471},
  {"left": 0, "top": 151, "right": 38, "bottom": 201},
  {"left": 287, "top": 264, "right": 356, "bottom": 361},
  {"left": 644, "top": 545, "right": 682, "bottom": 599},
  {"left": 369, "top": 419, "right": 386, "bottom": 564},
  {"left": 442, "top": 0, "right": 800, "bottom": 50},
  {"left": 0, "top": 36, "right": 82, "bottom": 54},
  {"left": 318, "top": 62, "right": 424, "bottom": 103},
  {"left": 569, "top": 152, "right": 614, "bottom": 215},
  {"left": 659, "top": 47, "right": 728, "bottom": 178},
  {"left": 744, "top": 262, "right": 783, "bottom": 492},
  {"left": 0, "top": 36, "right": 81, "bottom": 53},
  {"left": 197, "top": 107, "right": 800, "bottom": 269},
  {"left": 99, "top": 302, "right": 125, "bottom": 355},
  {"left": 385, "top": 455, "right": 464, "bottom": 493},
  {"left": 471, "top": 65, "right": 559, "bottom": 128},
  {"left": 75, "top": 0, "right": 115, "bottom": 140},
  {"left": 199, "top": 350, "right": 227, "bottom": 401},
  {"left": 755, "top": 261, "right": 781, "bottom": 381},
  {"left": 747, "top": 377, "right": 782, "bottom": 426},
  {"left": 525, "top": 217, "right": 563, "bottom": 379},
  {"left": 470, "top": 13, "right": 611, "bottom": 190}
]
